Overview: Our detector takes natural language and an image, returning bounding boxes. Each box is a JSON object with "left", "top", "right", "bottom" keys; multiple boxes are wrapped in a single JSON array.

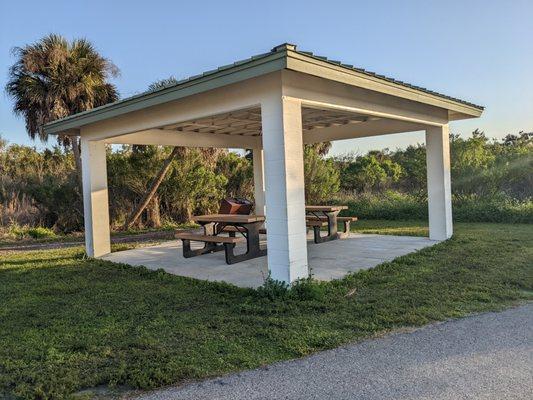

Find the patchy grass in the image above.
[
  {"left": 0, "top": 225, "right": 74, "bottom": 246},
  {"left": 351, "top": 219, "right": 428, "bottom": 237},
  {"left": 0, "top": 223, "right": 197, "bottom": 248},
  {"left": 0, "top": 223, "right": 532, "bottom": 399}
]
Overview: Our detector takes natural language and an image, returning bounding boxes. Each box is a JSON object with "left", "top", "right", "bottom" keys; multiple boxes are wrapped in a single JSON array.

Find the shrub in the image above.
[
  {"left": 27, "top": 174, "right": 83, "bottom": 231},
  {"left": 304, "top": 146, "right": 340, "bottom": 203},
  {"left": 255, "top": 277, "right": 290, "bottom": 300},
  {"left": 336, "top": 191, "right": 533, "bottom": 223},
  {"left": 26, "top": 227, "right": 57, "bottom": 239},
  {"left": 340, "top": 191, "right": 427, "bottom": 220},
  {"left": 453, "top": 195, "right": 533, "bottom": 223},
  {"left": 290, "top": 277, "right": 326, "bottom": 301},
  {"left": 7, "top": 223, "right": 27, "bottom": 239},
  {"left": 255, "top": 276, "right": 326, "bottom": 301},
  {"left": 4, "top": 224, "right": 57, "bottom": 240}
]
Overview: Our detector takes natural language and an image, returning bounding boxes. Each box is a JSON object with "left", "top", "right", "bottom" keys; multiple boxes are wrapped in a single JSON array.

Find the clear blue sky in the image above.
[{"left": 1, "top": 0, "right": 532, "bottom": 155}]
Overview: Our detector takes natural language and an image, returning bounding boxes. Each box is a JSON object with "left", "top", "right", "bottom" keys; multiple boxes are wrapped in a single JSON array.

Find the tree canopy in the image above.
[{"left": 5, "top": 34, "right": 119, "bottom": 143}]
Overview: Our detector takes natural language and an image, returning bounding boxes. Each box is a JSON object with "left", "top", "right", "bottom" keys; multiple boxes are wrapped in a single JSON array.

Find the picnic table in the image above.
[
  {"left": 175, "top": 206, "right": 356, "bottom": 264},
  {"left": 305, "top": 205, "right": 349, "bottom": 243},
  {"left": 176, "top": 214, "right": 266, "bottom": 264}
]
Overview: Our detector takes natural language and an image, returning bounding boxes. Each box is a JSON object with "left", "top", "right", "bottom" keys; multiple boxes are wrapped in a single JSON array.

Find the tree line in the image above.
[
  {"left": 335, "top": 130, "right": 532, "bottom": 200},
  {"left": 1, "top": 130, "right": 531, "bottom": 232}
]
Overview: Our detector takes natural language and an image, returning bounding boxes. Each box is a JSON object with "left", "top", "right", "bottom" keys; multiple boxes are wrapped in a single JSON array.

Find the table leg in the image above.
[
  {"left": 326, "top": 211, "right": 339, "bottom": 237},
  {"left": 182, "top": 239, "right": 225, "bottom": 258},
  {"left": 312, "top": 211, "right": 340, "bottom": 243},
  {"left": 224, "top": 222, "right": 267, "bottom": 264},
  {"left": 183, "top": 222, "right": 225, "bottom": 256}
]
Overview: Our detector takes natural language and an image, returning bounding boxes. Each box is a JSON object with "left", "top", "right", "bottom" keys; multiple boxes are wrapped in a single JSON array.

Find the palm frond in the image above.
[{"left": 5, "top": 34, "right": 120, "bottom": 143}]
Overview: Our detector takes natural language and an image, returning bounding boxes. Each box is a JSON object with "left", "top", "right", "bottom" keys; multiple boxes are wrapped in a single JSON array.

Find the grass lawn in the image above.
[
  {"left": 0, "top": 223, "right": 197, "bottom": 248},
  {"left": 1, "top": 222, "right": 532, "bottom": 399},
  {"left": 351, "top": 219, "right": 429, "bottom": 236}
]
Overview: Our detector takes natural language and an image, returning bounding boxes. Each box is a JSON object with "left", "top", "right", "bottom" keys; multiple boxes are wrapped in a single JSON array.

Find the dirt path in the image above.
[{"left": 0, "top": 230, "right": 175, "bottom": 252}]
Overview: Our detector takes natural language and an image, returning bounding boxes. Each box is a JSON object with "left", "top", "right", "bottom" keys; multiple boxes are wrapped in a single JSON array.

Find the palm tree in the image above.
[{"left": 5, "top": 34, "right": 119, "bottom": 182}]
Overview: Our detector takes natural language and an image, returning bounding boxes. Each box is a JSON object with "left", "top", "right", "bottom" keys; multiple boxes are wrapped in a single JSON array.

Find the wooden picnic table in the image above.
[
  {"left": 305, "top": 205, "right": 348, "bottom": 243},
  {"left": 305, "top": 205, "right": 348, "bottom": 213},
  {"left": 177, "top": 206, "right": 352, "bottom": 263},
  {"left": 190, "top": 214, "right": 266, "bottom": 264},
  {"left": 192, "top": 214, "right": 265, "bottom": 224}
]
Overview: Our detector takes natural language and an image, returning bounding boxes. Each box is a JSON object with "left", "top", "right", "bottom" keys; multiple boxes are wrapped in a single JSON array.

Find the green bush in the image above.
[
  {"left": 255, "top": 276, "right": 326, "bottom": 302},
  {"left": 341, "top": 191, "right": 428, "bottom": 220},
  {"left": 7, "top": 223, "right": 27, "bottom": 239},
  {"left": 453, "top": 195, "right": 533, "bottom": 223},
  {"left": 26, "top": 227, "right": 57, "bottom": 239},
  {"left": 6, "top": 224, "right": 57, "bottom": 240},
  {"left": 304, "top": 146, "right": 340, "bottom": 203},
  {"left": 255, "top": 277, "right": 290, "bottom": 300},
  {"left": 338, "top": 191, "right": 533, "bottom": 223},
  {"left": 290, "top": 277, "right": 326, "bottom": 301}
]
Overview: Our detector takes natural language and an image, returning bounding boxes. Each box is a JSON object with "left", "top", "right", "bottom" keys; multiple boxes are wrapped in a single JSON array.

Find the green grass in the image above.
[
  {"left": 0, "top": 223, "right": 196, "bottom": 247},
  {"left": 1, "top": 222, "right": 532, "bottom": 399},
  {"left": 351, "top": 219, "right": 428, "bottom": 236}
]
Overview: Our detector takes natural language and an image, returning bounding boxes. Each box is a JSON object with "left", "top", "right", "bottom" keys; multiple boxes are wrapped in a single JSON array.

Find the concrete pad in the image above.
[{"left": 101, "top": 233, "right": 439, "bottom": 288}]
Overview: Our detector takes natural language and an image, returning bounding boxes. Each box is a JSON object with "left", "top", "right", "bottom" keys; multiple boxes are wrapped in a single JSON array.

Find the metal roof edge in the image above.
[{"left": 286, "top": 49, "right": 484, "bottom": 114}]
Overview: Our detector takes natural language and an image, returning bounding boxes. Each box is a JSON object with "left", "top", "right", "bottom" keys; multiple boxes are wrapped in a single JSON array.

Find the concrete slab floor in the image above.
[{"left": 101, "top": 233, "right": 439, "bottom": 288}]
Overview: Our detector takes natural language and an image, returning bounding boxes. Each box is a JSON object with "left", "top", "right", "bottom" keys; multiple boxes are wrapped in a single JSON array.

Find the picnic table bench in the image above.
[
  {"left": 305, "top": 205, "right": 354, "bottom": 243},
  {"left": 222, "top": 225, "right": 267, "bottom": 235},
  {"left": 305, "top": 215, "right": 358, "bottom": 236},
  {"left": 175, "top": 206, "right": 357, "bottom": 264},
  {"left": 175, "top": 214, "right": 266, "bottom": 264}
]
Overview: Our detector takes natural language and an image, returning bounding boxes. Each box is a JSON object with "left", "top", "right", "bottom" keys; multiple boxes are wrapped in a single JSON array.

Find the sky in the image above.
[{"left": 0, "top": 0, "right": 532, "bottom": 155}]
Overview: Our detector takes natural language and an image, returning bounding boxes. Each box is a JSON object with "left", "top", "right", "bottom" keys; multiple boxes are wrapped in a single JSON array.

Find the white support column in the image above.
[
  {"left": 426, "top": 125, "right": 453, "bottom": 240},
  {"left": 261, "top": 95, "right": 309, "bottom": 284},
  {"left": 81, "top": 138, "right": 111, "bottom": 257},
  {"left": 252, "top": 149, "right": 266, "bottom": 215}
]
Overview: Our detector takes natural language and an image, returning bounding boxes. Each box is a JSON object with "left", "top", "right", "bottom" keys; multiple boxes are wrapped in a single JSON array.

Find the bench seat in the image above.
[
  {"left": 222, "top": 225, "right": 267, "bottom": 234},
  {"left": 175, "top": 229, "right": 265, "bottom": 264},
  {"left": 306, "top": 220, "right": 328, "bottom": 227},
  {"left": 306, "top": 215, "right": 357, "bottom": 237},
  {"left": 306, "top": 216, "right": 358, "bottom": 222},
  {"left": 175, "top": 232, "right": 244, "bottom": 244}
]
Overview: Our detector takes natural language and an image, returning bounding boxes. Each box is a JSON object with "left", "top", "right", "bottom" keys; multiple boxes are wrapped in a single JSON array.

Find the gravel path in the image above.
[{"left": 132, "top": 303, "right": 533, "bottom": 400}]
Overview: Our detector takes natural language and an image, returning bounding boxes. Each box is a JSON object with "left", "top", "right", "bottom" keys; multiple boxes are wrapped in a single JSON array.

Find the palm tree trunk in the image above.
[{"left": 123, "top": 146, "right": 180, "bottom": 230}]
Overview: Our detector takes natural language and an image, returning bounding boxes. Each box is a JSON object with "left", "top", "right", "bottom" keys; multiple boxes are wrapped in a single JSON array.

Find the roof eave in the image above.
[
  {"left": 43, "top": 51, "right": 288, "bottom": 135},
  {"left": 285, "top": 50, "right": 483, "bottom": 118}
]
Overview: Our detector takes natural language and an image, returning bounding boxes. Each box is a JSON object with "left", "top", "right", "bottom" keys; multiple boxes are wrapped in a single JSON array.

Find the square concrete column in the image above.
[
  {"left": 261, "top": 96, "right": 309, "bottom": 284},
  {"left": 426, "top": 125, "right": 453, "bottom": 240},
  {"left": 81, "top": 138, "right": 111, "bottom": 257},
  {"left": 252, "top": 148, "right": 266, "bottom": 215}
]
